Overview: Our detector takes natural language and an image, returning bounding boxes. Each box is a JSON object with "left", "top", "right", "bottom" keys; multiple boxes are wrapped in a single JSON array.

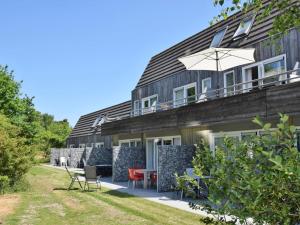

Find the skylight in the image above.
[
  {"left": 233, "top": 15, "right": 255, "bottom": 39},
  {"left": 210, "top": 27, "right": 227, "bottom": 48},
  {"left": 91, "top": 116, "right": 101, "bottom": 128}
]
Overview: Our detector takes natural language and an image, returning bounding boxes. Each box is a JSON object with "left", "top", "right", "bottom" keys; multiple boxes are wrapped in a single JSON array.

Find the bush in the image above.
[
  {"left": 0, "top": 114, "right": 34, "bottom": 193},
  {"left": 191, "top": 114, "right": 300, "bottom": 225}
]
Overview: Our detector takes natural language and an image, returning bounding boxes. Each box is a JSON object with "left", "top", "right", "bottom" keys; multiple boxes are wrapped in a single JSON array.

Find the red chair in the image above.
[
  {"left": 150, "top": 171, "right": 157, "bottom": 187},
  {"left": 128, "top": 168, "right": 144, "bottom": 189}
]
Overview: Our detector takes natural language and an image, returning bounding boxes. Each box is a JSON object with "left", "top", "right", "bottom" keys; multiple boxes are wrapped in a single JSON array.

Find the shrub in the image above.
[
  {"left": 0, "top": 114, "right": 34, "bottom": 193},
  {"left": 191, "top": 114, "right": 300, "bottom": 225}
]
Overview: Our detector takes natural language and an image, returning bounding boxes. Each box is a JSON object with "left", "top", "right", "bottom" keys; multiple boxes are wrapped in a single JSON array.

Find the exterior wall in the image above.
[
  {"left": 157, "top": 145, "right": 195, "bottom": 192},
  {"left": 50, "top": 147, "right": 112, "bottom": 168},
  {"left": 131, "top": 29, "right": 300, "bottom": 105},
  {"left": 112, "top": 146, "right": 146, "bottom": 182}
]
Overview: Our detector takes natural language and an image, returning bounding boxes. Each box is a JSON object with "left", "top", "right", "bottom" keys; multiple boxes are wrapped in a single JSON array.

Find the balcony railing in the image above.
[{"left": 129, "top": 68, "right": 300, "bottom": 117}]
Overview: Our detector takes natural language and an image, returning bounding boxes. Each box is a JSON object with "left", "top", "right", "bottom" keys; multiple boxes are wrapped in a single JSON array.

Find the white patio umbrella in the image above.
[{"left": 178, "top": 47, "right": 255, "bottom": 72}]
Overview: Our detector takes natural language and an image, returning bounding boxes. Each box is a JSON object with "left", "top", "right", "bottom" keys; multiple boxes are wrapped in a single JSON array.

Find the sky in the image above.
[{"left": 0, "top": 0, "right": 223, "bottom": 126}]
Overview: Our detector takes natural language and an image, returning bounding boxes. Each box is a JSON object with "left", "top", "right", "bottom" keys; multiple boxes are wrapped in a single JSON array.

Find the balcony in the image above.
[{"left": 101, "top": 69, "right": 300, "bottom": 136}]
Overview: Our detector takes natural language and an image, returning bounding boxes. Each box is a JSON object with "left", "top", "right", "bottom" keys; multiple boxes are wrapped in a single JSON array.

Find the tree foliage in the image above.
[
  {"left": 191, "top": 114, "right": 300, "bottom": 224},
  {"left": 0, "top": 65, "right": 72, "bottom": 192},
  {"left": 212, "top": 0, "right": 300, "bottom": 36}
]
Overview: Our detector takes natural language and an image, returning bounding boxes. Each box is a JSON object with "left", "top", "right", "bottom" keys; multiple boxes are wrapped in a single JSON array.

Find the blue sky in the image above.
[{"left": 0, "top": 0, "right": 223, "bottom": 126}]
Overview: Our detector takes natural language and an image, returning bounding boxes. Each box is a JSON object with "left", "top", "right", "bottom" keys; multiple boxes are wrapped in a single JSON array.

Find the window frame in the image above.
[
  {"left": 242, "top": 54, "right": 287, "bottom": 92},
  {"left": 233, "top": 15, "right": 255, "bottom": 39},
  {"left": 133, "top": 100, "right": 140, "bottom": 116},
  {"left": 210, "top": 26, "right": 228, "bottom": 48},
  {"left": 201, "top": 78, "right": 212, "bottom": 94},
  {"left": 173, "top": 82, "right": 197, "bottom": 108},
  {"left": 141, "top": 94, "right": 158, "bottom": 115},
  {"left": 95, "top": 142, "right": 104, "bottom": 148},
  {"left": 223, "top": 70, "right": 236, "bottom": 96},
  {"left": 119, "top": 139, "right": 142, "bottom": 148},
  {"left": 79, "top": 143, "right": 86, "bottom": 148}
]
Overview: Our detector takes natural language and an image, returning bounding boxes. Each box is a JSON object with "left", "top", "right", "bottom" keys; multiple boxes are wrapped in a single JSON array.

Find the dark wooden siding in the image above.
[
  {"left": 102, "top": 82, "right": 300, "bottom": 136},
  {"left": 135, "top": 0, "right": 299, "bottom": 88},
  {"left": 132, "top": 29, "right": 300, "bottom": 103}
]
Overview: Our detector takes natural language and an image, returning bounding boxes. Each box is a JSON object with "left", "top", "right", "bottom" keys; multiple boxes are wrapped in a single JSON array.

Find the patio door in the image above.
[
  {"left": 146, "top": 139, "right": 158, "bottom": 170},
  {"left": 243, "top": 65, "right": 260, "bottom": 92}
]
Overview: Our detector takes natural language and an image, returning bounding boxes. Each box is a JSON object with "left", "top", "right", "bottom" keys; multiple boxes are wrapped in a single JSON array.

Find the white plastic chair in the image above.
[{"left": 60, "top": 157, "right": 66, "bottom": 167}]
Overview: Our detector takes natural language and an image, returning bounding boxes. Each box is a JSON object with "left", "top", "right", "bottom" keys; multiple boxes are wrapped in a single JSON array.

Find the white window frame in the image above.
[
  {"left": 173, "top": 82, "right": 197, "bottom": 107},
  {"left": 242, "top": 54, "right": 287, "bottom": 92},
  {"left": 210, "top": 26, "right": 228, "bottom": 48},
  {"left": 79, "top": 143, "right": 86, "bottom": 148},
  {"left": 233, "top": 15, "right": 255, "bottom": 39},
  {"left": 69, "top": 144, "right": 75, "bottom": 148},
  {"left": 95, "top": 142, "right": 104, "bottom": 148},
  {"left": 119, "top": 139, "right": 141, "bottom": 147},
  {"left": 91, "top": 116, "right": 101, "bottom": 128},
  {"left": 133, "top": 100, "right": 140, "bottom": 116},
  {"left": 142, "top": 94, "right": 158, "bottom": 115},
  {"left": 224, "top": 70, "right": 236, "bottom": 96},
  {"left": 202, "top": 78, "right": 212, "bottom": 94}
]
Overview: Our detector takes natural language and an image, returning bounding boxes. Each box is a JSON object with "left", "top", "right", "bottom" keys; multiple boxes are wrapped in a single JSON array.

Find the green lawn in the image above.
[{"left": 2, "top": 165, "right": 205, "bottom": 225}]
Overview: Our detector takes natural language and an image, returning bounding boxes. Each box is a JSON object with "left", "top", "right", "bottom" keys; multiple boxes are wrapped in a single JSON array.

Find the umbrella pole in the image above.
[{"left": 216, "top": 51, "right": 220, "bottom": 98}]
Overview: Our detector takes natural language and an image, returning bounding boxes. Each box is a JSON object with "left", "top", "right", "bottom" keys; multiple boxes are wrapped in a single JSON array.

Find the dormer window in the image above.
[
  {"left": 210, "top": 27, "right": 227, "bottom": 48},
  {"left": 233, "top": 15, "right": 255, "bottom": 39},
  {"left": 91, "top": 116, "right": 101, "bottom": 128}
]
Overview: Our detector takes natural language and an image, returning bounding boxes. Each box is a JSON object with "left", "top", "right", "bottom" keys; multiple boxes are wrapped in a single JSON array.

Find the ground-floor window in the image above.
[
  {"left": 79, "top": 144, "right": 86, "bottom": 148},
  {"left": 95, "top": 142, "right": 104, "bottom": 148},
  {"left": 212, "top": 129, "right": 300, "bottom": 152},
  {"left": 119, "top": 139, "right": 142, "bottom": 148}
]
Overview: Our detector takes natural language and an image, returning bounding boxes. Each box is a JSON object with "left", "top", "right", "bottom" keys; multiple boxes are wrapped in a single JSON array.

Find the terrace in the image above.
[{"left": 102, "top": 68, "right": 300, "bottom": 135}]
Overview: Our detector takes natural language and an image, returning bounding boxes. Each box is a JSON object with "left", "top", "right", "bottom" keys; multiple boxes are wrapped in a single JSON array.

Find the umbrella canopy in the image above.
[{"left": 178, "top": 47, "right": 255, "bottom": 72}]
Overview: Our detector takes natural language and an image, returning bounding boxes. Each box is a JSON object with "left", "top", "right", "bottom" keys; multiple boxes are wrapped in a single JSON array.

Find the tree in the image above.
[
  {"left": 190, "top": 114, "right": 300, "bottom": 224},
  {"left": 212, "top": 0, "right": 300, "bottom": 36},
  {"left": 0, "top": 114, "right": 34, "bottom": 193}
]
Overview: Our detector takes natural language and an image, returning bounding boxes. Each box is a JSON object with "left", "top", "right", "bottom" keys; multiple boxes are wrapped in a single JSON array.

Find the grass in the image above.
[{"left": 1, "top": 165, "right": 206, "bottom": 225}]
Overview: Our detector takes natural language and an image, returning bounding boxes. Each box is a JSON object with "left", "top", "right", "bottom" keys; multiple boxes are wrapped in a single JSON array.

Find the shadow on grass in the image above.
[
  {"left": 53, "top": 187, "right": 81, "bottom": 191},
  {"left": 101, "top": 189, "right": 136, "bottom": 199}
]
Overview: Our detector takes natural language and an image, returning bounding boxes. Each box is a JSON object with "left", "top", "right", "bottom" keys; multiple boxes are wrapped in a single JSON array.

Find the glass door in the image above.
[{"left": 146, "top": 139, "right": 158, "bottom": 170}]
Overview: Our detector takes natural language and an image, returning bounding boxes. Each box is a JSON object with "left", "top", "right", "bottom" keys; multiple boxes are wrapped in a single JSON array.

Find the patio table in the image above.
[{"left": 135, "top": 169, "right": 157, "bottom": 189}]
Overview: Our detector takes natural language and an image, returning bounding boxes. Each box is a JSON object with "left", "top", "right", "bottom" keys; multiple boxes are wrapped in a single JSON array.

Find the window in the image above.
[
  {"left": 69, "top": 144, "right": 75, "bottom": 148},
  {"left": 210, "top": 27, "right": 227, "bottom": 48},
  {"left": 79, "top": 144, "right": 86, "bottom": 148},
  {"left": 95, "top": 142, "right": 104, "bottom": 148},
  {"left": 173, "top": 83, "right": 197, "bottom": 107},
  {"left": 202, "top": 78, "right": 211, "bottom": 95},
  {"left": 224, "top": 71, "right": 235, "bottom": 96},
  {"left": 133, "top": 100, "right": 140, "bottom": 116},
  {"left": 241, "top": 132, "right": 257, "bottom": 142},
  {"left": 119, "top": 139, "right": 141, "bottom": 148},
  {"left": 233, "top": 15, "right": 255, "bottom": 39},
  {"left": 242, "top": 55, "right": 287, "bottom": 91},
  {"left": 91, "top": 116, "right": 101, "bottom": 128},
  {"left": 142, "top": 95, "right": 158, "bottom": 114},
  {"left": 263, "top": 57, "right": 286, "bottom": 85}
]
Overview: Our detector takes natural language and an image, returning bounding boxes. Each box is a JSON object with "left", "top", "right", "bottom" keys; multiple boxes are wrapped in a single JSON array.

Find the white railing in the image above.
[{"left": 128, "top": 68, "right": 300, "bottom": 117}]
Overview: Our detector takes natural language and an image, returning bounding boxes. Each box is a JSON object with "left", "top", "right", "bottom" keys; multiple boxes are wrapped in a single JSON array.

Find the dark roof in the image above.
[
  {"left": 135, "top": 0, "right": 286, "bottom": 88},
  {"left": 69, "top": 101, "right": 131, "bottom": 138}
]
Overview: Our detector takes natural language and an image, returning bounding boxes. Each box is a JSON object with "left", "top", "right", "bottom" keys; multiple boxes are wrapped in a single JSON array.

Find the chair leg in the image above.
[
  {"left": 76, "top": 177, "right": 83, "bottom": 190},
  {"left": 68, "top": 179, "right": 74, "bottom": 191}
]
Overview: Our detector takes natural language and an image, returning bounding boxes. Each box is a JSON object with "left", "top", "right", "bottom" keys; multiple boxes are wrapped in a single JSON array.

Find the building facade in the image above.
[{"left": 100, "top": 1, "right": 300, "bottom": 191}]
